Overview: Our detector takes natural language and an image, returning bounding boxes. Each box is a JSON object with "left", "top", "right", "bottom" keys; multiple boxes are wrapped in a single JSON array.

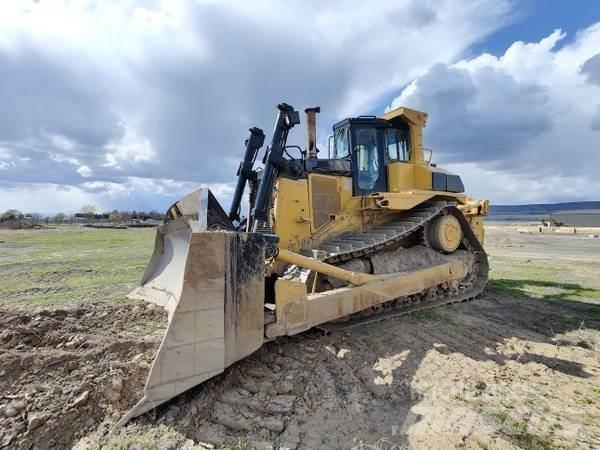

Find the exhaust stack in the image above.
[{"left": 304, "top": 107, "right": 320, "bottom": 159}]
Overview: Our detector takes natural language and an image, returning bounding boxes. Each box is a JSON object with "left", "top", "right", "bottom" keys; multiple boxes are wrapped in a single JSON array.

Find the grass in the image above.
[
  {"left": 411, "top": 308, "right": 457, "bottom": 325},
  {"left": 488, "top": 255, "right": 600, "bottom": 303},
  {"left": 3, "top": 224, "right": 597, "bottom": 312},
  {"left": 464, "top": 394, "right": 559, "bottom": 448},
  {"left": 219, "top": 439, "right": 249, "bottom": 449},
  {"left": 489, "top": 278, "right": 600, "bottom": 305},
  {"left": 487, "top": 411, "right": 555, "bottom": 450},
  {"left": 0, "top": 226, "right": 155, "bottom": 309},
  {"left": 453, "top": 392, "right": 466, "bottom": 401},
  {"left": 486, "top": 253, "right": 600, "bottom": 329}
]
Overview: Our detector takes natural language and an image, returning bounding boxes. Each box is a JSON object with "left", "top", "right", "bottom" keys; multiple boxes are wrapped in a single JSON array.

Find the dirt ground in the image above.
[
  {"left": 0, "top": 225, "right": 599, "bottom": 449},
  {"left": 0, "top": 305, "right": 166, "bottom": 448}
]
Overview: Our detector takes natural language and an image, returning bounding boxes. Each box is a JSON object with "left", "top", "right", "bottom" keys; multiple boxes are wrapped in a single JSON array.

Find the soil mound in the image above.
[{"left": 0, "top": 305, "right": 167, "bottom": 449}]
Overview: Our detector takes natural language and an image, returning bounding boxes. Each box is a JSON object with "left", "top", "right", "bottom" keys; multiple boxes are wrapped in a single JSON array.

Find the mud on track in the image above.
[{"left": 0, "top": 305, "right": 166, "bottom": 449}]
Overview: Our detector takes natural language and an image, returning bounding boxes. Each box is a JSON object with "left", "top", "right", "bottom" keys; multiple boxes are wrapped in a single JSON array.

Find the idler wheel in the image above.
[{"left": 427, "top": 215, "right": 462, "bottom": 253}]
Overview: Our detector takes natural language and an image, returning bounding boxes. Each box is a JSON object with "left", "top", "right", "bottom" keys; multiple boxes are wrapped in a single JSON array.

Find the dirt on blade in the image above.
[{"left": 0, "top": 305, "right": 166, "bottom": 449}]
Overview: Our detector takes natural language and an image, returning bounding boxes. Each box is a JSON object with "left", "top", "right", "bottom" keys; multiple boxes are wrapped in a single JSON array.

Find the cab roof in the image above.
[
  {"left": 332, "top": 106, "right": 428, "bottom": 131},
  {"left": 379, "top": 106, "right": 428, "bottom": 127},
  {"left": 332, "top": 116, "right": 389, "bottom": 130}
]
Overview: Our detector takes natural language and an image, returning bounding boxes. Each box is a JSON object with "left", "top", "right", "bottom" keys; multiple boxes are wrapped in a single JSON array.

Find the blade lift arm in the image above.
[
  {"left": 251, "top": 103, "right": 300, "bottom": 232},
  {"left": 228, "top": 127, "right": 266, "bottom": 223}
]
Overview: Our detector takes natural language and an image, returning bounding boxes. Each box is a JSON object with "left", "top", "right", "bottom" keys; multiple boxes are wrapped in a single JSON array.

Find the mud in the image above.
[
  {"left": 0, "top": 223, "right": 47, "bottom": 231},
  {"left": 369, "top": 245, "right": 454, "bottom": 274},
  {"left": 0, "top": 305, "right": 167, "bottom": 449},
  {"left": 104, "top": 293, "right": 599, "bottom": 449}
]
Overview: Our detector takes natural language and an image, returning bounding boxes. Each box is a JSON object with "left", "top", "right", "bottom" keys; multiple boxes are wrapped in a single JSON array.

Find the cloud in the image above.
[
  {"left": 591, "top": 106, "right": 600, "bottom": 131},
  {"left": 444, "top": 162, "right": 600, "bottom": 205},
  {"left": 389, "top": 24, "right": 600, "bottom": 203},
  {"left": 6, "top": 1, "right": 598, "bottom": 209},
  {"left": 77, "top": 165, "right": 92, "bottom": 178},
  {"left": 0, "top": 0, "right": 513, "bottom": 211},
  {"left": 581, "top": 53, "right": 600, "bottom": 86},
  {"left": 0, "top": 177, "right": 234, "bottom": 214},
  {"left": 390, "top": 62, "right": 553, "bottom": 167}
]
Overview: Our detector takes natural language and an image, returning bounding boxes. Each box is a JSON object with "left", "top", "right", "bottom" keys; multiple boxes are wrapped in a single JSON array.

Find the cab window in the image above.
[
  {"left": 332, "top": 128, "right": 349, "bottom": 159},
  {"left": 386, "top": 129, "right": 410, "bottom": 162}
]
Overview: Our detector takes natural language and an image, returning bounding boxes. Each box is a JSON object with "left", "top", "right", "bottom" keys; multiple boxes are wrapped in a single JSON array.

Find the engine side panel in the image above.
[{"left": 272, "top": 177, "right": 311, "bottom": 253}]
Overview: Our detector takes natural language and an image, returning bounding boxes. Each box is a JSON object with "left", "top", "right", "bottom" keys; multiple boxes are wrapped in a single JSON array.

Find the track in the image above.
[{"left": 312, "top": 201, "right": 489, "bottom": 330}]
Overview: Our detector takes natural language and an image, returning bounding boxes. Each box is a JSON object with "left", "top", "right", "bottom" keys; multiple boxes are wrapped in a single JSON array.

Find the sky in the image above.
[{"left": 0, "top": 0, "right": 599, "bottom": 214}]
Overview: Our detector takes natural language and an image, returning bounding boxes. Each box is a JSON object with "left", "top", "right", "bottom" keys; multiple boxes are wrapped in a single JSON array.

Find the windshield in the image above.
[{"left": 332, "top": 128, "right": 349, "bottom": 159}]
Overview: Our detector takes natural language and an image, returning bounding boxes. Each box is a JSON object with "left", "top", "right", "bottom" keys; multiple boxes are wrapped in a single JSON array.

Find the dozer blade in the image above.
[{"left": 116, "top": 188, "right": 266, "bottom": 427}]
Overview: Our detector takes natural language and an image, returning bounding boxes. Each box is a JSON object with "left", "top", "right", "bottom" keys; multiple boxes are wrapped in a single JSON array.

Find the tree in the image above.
[
  {"left": 53, "top": 213, "right": 66, "bottom": 224},
  {"left": 1, "top": 209, "right": 23, "bottom": 221},
  {"left": 80, "top": 204, "right": 98, "bottom": 223},
  {"left": 109, "top": 210, "right": 122, "bottom": 223},
  {"left": 81, "top": 204, "right": 97, "bottom": 218},
  {"left": 149, "top": 210, "right": 163, "bottom": 220},
  {"left": 81, "top": 204, "right": 97, "bottom": 215}
]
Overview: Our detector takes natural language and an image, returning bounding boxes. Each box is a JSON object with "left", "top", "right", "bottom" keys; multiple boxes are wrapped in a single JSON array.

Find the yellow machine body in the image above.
[
  {"left": 120, "top": 105, "right": 489, "bottom": 427},
  {"left": 272, "top": 107, "right": 487, "bottom": 256}
]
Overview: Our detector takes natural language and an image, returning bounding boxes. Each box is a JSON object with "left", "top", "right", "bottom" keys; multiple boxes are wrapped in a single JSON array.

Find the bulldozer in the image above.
[{"left": 118, "top": 103, "right": 489, "bottom": 425}]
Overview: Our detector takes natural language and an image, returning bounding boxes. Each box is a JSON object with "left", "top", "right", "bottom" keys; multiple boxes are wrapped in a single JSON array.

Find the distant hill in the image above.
[{"left": 488, "top": 201, "right": 600, "bottom": 221}]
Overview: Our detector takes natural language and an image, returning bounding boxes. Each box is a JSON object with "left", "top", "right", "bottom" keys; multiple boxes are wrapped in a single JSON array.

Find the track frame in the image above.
[{"left": 271, "top": 204, "right": 489, "bottom": 333}]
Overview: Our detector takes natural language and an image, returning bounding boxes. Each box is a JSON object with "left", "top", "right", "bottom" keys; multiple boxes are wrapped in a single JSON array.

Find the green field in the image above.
[
  {"left": 0, "top": 227, "right": 155, "bottom": 309},
  {"left": 2, "top": 225, "right": 599, "bottom": 311},
  {"left": 485, "top": 225, "right": 600, "bottom": 307}
]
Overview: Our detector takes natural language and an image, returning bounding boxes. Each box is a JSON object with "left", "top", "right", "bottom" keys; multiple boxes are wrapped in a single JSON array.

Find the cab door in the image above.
[{"left": 351, "top": 126, "right": 387, "bottom": 196}]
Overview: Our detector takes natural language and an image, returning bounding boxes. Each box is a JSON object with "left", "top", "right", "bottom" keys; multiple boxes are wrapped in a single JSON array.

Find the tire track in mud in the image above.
[
  {"left": 122, "top": 329, "right": 415, "bottom": 449},
  {"left": 4, "top": 293, "right": 597, "bottom": 449},
  {"left": 113, "top": 293, "right": 600, "bottom": 449}
]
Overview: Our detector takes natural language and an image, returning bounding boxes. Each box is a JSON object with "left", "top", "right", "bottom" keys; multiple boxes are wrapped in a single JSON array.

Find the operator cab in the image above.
[
  {"left": 296, "top": 106, "right": 464, "bottom": 197},
  {"left": 330, "top": 116, "right": 411, "bottom": 196}
]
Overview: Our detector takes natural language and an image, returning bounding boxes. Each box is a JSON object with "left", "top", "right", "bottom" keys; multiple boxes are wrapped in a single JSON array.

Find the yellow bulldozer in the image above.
[{"left": 118, "top": 103, "right": 489, "bottom": 425}]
